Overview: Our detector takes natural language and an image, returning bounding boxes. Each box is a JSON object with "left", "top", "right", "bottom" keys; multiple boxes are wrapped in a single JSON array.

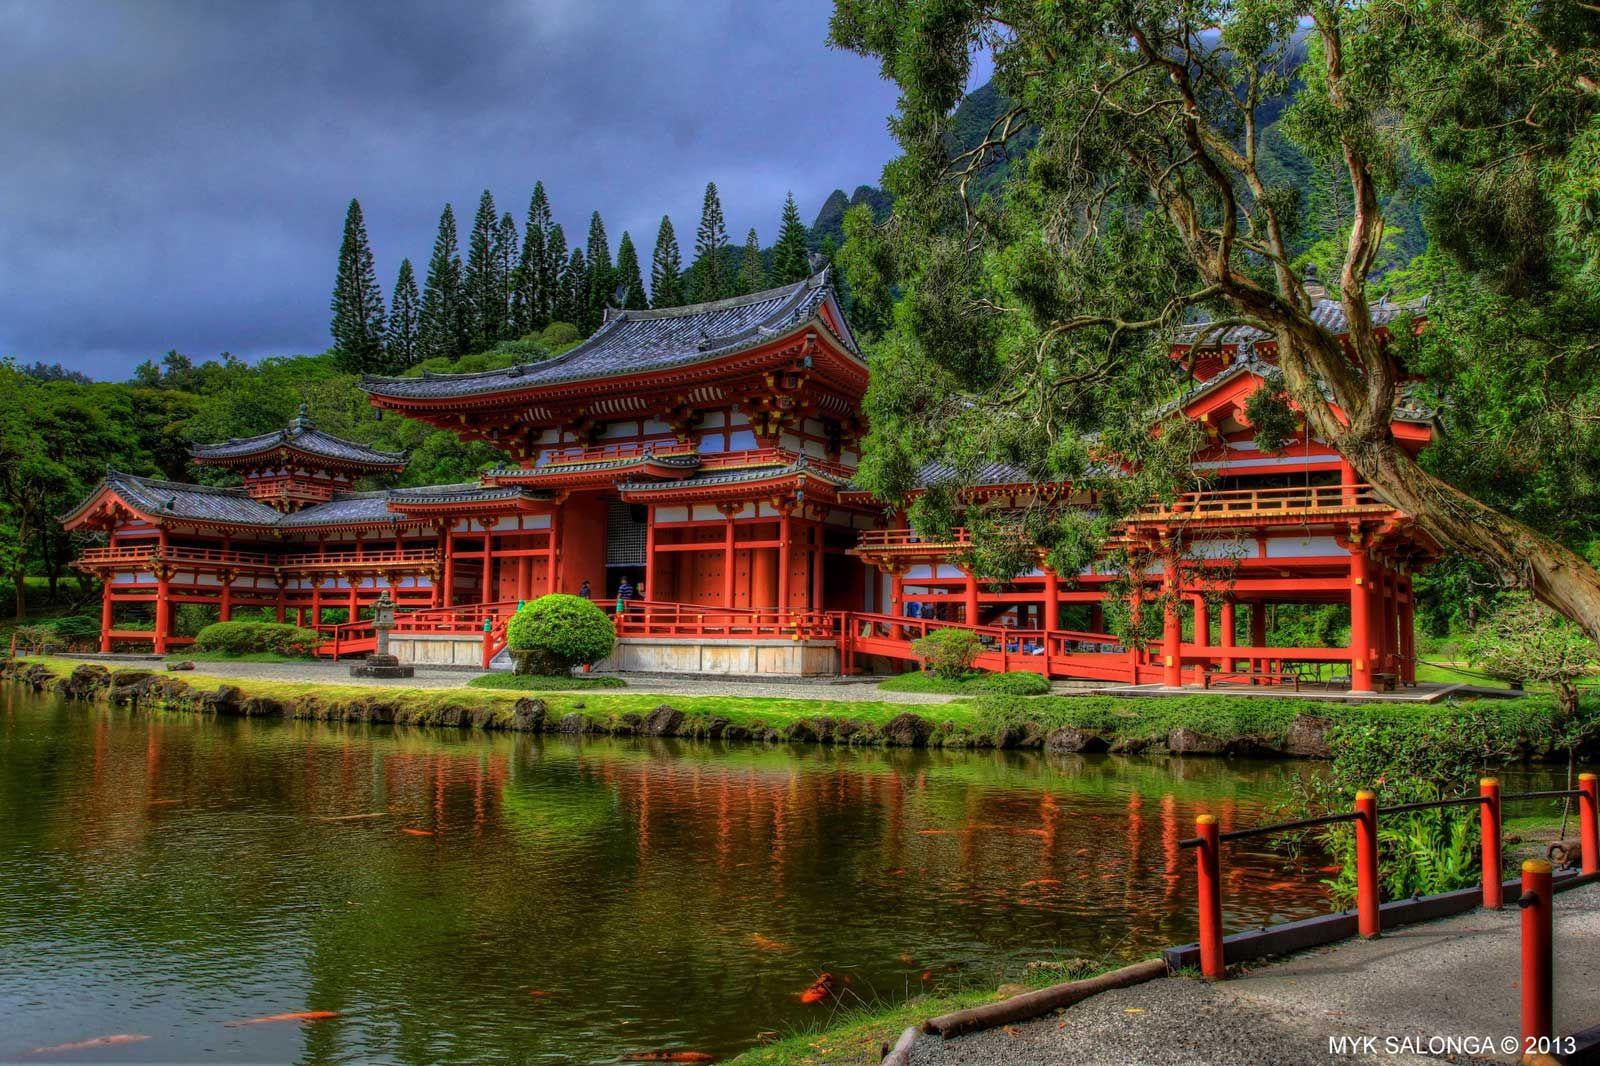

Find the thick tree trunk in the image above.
[{"left": 1343, "top": 433, "right": 1600, "bottom": 644}]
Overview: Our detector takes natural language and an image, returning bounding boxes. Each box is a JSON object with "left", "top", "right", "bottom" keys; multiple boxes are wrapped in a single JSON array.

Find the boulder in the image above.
[
  {"left": 236, "top": 696, "right": 282, "bottom": 718},
  {"left": 1167, "top": 727, "right": 1226, "bottom": 755},
  {"left": 784, "top": 720, "right": 820, "bottom": 743},
  {"left": 642, "top": 705, "right": 683, "bottom": 737},
  {"left": 882, "top": 712, "right": 933, "bottom": 748},
  {"left": 199, "top": 684, "right": 243, "bottom": 714},
  {"left": 704, "top": 715, "right": 731, "bottom": 739},
  {"left": 166, "top": 660, "right": 196, "bottom": 672},
  {"left": 1045, "top": 726, "right": 1108, "bottom": 754},
  {"left": 555, "top": 713, "right": 589, "bottom": 734},
  {"left": 613, "top": 712, "right": 643, "bottom": 736},
  {"left": 511, "top": 697, "right": 546, "bottom": 732},
  {"left": 57, "top": 663, "right": 111, "bottom": 701},
  {"left": 1283, "top": 715, "right": 1333, "bottom": 758},
  {"left": 721, "top": 724, "right": 751, "bottom": 741}
]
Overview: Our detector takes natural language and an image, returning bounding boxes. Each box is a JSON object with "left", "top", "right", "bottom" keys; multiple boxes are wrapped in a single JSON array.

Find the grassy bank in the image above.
[{"left": 2, "top": 655, "right": 1588, "bottom": 761}]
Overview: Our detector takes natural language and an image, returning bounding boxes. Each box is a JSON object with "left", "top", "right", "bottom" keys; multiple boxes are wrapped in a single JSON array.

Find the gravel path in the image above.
[
  {"left": 910, "top": 883, "right": 1600, "bottom": 1065},
  {"left": 133, "top": 658, "right": 968, "bottom": 704}
]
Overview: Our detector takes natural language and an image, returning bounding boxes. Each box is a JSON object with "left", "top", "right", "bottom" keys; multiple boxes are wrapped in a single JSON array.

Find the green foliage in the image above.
[
  {"left": 613, "top": 231, "right": 648, "bottom": 310},
  {"left": 1243, "top": 387, "right": 1300, "bottom": 455},
  {"left": 1463, "top": 594, "right": 1598, "bottom": 719},
  {"left": 692, "top": 182, "right": 729, "bottom": 301},
  {"left": 650, "top": 215, "right": 685, "bottom": 308},
  {"left": 386, "top": 258, "right": 421, "bottom": 369},
  {"left": 419, "top": 204, "right": 466, "bottom": 362},
  {"left": 910, "top": 627, "right": 983, "bottom": 678},
  {"left": 193, "top": 621, "right": 320, "bottom": 658},
  {"left": 737, "top": 227, "right": 767, "bottom": 294},
  {"left": 504, "top": 594, "right": 615, "bottom": 673},
  {"left": 883, "top": 669, "right": 1051, "bottom": 695},
  {"left": 771, "top": 192, "right": 812, "bottom": 285},
  {"left": 540, "top": 322, "right": 581, "bottom": 347},
  {"left": 48, "top": 614, "right": 101, "bottom": 642}
]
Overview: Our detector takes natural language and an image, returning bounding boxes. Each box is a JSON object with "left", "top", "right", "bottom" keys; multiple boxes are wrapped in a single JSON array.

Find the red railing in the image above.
[
  {"left": 280, "top": 547, "right": 439, "bottom": 570},
  {"left": 1176, "top": 775, "right": 1600, "bottom": 985},
  {"left": 853, "top": 528, "right": 974, "bottom": 551},
  {"left": 1138, "top": 483, "right": 1387, "bottom": 520},
  {"left": 613, "top": 601, "right": 840, "bottom": 641},
  {"left": 538, "top": 441, "right": 699, "bottom": 467},
  {"left": 75, "top": 544, "right": 276, "bottom": 568}
]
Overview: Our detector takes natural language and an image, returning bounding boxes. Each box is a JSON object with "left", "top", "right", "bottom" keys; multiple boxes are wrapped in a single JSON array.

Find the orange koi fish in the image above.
[
  {"left": 400, "top": 828, "right": 434, "bottom": 836},
  {"left": 26, "top": 1034, "right": 150, "bottom": 1055},
  {"left": 748, "top": 934, "right": 788, "bottom": 953},
  {"left": 1021, "top": 879, "right": 1061, "bottom": 888},
  {"left": 622, "top": 1053, "right": 715, "bottom": 1063},
  {"left": 798, "top": 973, "right": 834, "bottom": 1004},
  {"left": 225, "top": 1010, "right": 339, "bottom": 1027}
]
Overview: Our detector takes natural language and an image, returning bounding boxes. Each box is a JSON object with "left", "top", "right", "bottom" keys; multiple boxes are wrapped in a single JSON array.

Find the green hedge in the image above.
[{"left": 193, "top": 621, "right": 320, "bottom": 658}]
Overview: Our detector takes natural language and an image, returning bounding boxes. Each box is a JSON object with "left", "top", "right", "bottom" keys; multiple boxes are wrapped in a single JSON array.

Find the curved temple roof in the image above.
[
  {"left": 189, "top": 407, "right": 406, "bottom": 470},
  {"left": 359, "top": 271, "right": 856, "bottom": 402}
]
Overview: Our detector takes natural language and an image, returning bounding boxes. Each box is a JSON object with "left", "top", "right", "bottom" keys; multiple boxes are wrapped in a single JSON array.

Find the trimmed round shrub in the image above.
[
  {"left": 194, "top": 621, "right": 319, "bottom": 657},
  {"left": 972, "top": 671, "right": 1052, "bottom": 696},
  {"left": 49, "top": 615, "right": 102, "bottom": 643},
  {"left": 540, "top": 321, "right": 582, "bottom": 347},
  {"left": 911, "top": 627, "right": 984, "bottom": 679},
  {"left": 505, "top": 594, "right": 615, "bottom": 675}
]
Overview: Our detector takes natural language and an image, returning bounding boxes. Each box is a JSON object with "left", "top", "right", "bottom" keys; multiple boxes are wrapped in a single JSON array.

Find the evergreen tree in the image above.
[
  {"left": 513, "top": 183, "right": 552, "bottom": 333},
  {"left": 329, "top": 198, "right": 386, "bottom": 372},
  {"left": 463, "top": 189, "right": 503, "bottom": 348},
  {"left": 555, "top": 247, "right": 586, "bottom": 328},
  {"left": 691, "top": 182, "right": 729, "bottom": 302},
  {"left": 771, "top": 191, "right": 811, "bottom": 284},
  {"left": 650, "top": 215, "right": 684, "bottom": 308},
  {"left": 738, "top": 227, "right": 766, "bottom": 294},
  {"left": 545, "top": 223, "right": 568, "bottom": 322},
  {"left": 538, "top": 193, "right": 563, "bottom": 326},
  {"left": 614, "top": 231, "right": 648, "bottom": 309},
  {"left": 418, "top": 204, "right": 464, "bottom": 361},
  {"left": 495, "top": 210, "right": 518, "bottom": 337},
  {"left": 385, "top": 257, "right": 420, "bottom": 370},
  {"left": 584, "top": 211, "right": 614, "bottom": 333}
]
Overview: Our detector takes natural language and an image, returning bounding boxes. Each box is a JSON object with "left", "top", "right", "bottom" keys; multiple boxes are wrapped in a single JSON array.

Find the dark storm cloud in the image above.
[{"left": 0, "top": 0, "right": 904, "bottom": 378}]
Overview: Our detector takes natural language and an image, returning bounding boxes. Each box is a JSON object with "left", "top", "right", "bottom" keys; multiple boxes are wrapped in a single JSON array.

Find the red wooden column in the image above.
[
  {"left": 777, "top": 508, "right": 792, "bottom": 609},
  {"left": 347, "top": 573, "right": 359, "bottom": 624},
  {"left": 311, "top": 580, "right": 323, "bottom": 629},
  {"left": 153, "top": 525, "right": 170, "bottom": 654},
  {"left": 481, "top": 524, "right": 493, "bottom": 603},
  {"left": 1398, "top": 575, "right": 1416, "bottom": 684},
  {"left": 1219, "top": 599, "right": 1236, "bottom": 673},
  {"left": 810, "top": 525, "right": 824, "bottom": 609},
  {"left": 722, "top": 507, "right": 736, "bottom": 607},
  {"left": 1193, "top": 595, "right": 1211, "bottom": 648},
  {"left": 1162, "top": 552, "right": 1183, "bottom": 687},
  {"left": 1127, "top": 587, "right": 1144, "bottom": 683},
  {"left": 99, "top": 583, "right": 114, "bottom": 652},
  {"left": 1043, "top": 565, "right": 1059, "bottom": 631},
  {"left": 219, "top": 569, "right": 234, "bottom": 622},
  {"left": 645, "top": 506, "right": 660, "bottom": 603},
  {"left": 1348, "top": 537, "right": 1375, "bottom": 694},
  {"left": 1250, "top": 601, "right": 1267, "bottom": 672},
  {"left": 441, "top": 528, "right": 455, "bottom": 607},
  {"left": 889, "top": 565, "right": 905, "bottom": 639}
]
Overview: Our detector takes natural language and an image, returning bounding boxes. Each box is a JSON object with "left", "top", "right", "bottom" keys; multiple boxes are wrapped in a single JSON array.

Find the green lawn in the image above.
[{"left": 467, "top": 672, "right": 626, "bottom": 691}]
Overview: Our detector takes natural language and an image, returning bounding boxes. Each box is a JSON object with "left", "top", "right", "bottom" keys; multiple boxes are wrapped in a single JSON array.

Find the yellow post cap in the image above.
[
  {"left": 1480, "top": 777, "right": 1499, "bottom": 787},
  {"left": 1356, "top": 789, "right": 1377, "bottom": 801},
  {"left": 1196, "top": 814, "right": 1218, "bottom": 826},
  {"left": 1523, "top": 858, "right": 1553, "bottom": 875},
  {"left": 1580, "top": 773, "right": 1597, "bottom": 782}
]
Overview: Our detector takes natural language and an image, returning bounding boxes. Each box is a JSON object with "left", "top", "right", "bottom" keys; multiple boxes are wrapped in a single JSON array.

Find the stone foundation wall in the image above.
[
  {"left": 388, "top": 633, "right": 486, "bottom": 667},
  {"left": 597, "top": 638, "right": 840, "bottom": 676}
]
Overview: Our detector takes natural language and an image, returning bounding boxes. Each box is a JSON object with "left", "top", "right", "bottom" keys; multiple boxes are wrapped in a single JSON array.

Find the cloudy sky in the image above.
[{"left": 0, "top": 0, "right": 922, "bottom": 379}]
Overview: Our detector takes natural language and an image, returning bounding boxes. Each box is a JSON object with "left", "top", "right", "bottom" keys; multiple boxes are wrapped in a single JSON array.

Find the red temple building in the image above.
[{"left": 64, "top": 272, "right": 1439, "bottom": 693}]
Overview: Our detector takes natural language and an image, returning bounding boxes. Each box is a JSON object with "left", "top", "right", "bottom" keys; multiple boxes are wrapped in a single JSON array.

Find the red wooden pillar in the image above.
[
  {"left": 442, "top": 529, "right": 455, "bottom": 607},
  {"left": 1043, "top": 566, "right": 1059, "bottom": 631},
  {"left": 1127, "top": 588, "right": 1143, "bottom": 683},
  {"left": 154, "top": 567, "right": 171, "bottom": 654},
  {"left": 347, "top": 576, "right": 358, "bottom": 624},
  {"left": 1348, "top": 540, "right": 1375, "bottom": 693},
  {"left": 1193, "top": 595, "right": 1211, "bottom": 648},
  {"left": 481, "top": 526, "right": 493, "bottom": 603},
  {"left": 311, "top": 582, "right": 322, "bottom": 629},
  {"left": 1089, "top": 600, "right": 1104, "bottom": 634},
  {"left": 1162, "top": 553, "right": 1183, "bottom": 687},
  {"left": 219, "top": 570, "right": 233, "bottom": 622},
  {"left": 777, "top": 509, "right": 792, "bottom": 609},
  {"left": 811, "top": 526, "right": 824, "bottom": 610},
  {"left": 99, "top": 584, "right": 114, "bottom": 652},
  {"left": 1398, "top": 576, "right": 1416, "bottom": 684},
  {"left": 889, "top": 567, "right": 904, "bottom": 639},
  {"left": 645, "top": 506, "right": 659, "bottom": 603},
  {"left": 1219, "top": 599, "right": 1236, "bottom": 674},
  {"left": 722, "top": 509, "right": 735, "bottom": 607},
  {"left": 1340, "top": 457, "right": 1358, "bottom": 506}
]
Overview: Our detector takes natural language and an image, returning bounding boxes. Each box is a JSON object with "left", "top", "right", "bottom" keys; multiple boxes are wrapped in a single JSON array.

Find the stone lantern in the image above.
[{"left": 350, "top": 592, "right": 414, "bottom": 678}]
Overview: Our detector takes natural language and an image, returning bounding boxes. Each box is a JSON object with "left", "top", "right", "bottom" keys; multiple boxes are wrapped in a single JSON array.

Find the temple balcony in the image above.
[
  {"left": 1131, "top": 483, "right": 1396, "bottom": 526},
  {"left": 74, "top": 545, "right": 277, "bottom": 570},
  {"left": 275, "top": 547, "right": 441, "bottom": 571}
]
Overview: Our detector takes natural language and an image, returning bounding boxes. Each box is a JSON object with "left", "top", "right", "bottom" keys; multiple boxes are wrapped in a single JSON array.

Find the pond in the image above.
[{"left": 0, "top": 686, "right": 1336, "bottom": 1063}]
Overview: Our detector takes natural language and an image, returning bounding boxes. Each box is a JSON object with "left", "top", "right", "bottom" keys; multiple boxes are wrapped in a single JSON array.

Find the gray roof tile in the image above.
[
  {"left": 1175, "top": 297, "right": 1427, "bottom": 346},
  {"left": 190, "top": 410, "right": 405, "bottom": 467},
  {"left": 361, "top": 272, "right": 852, "bottom": 401}
]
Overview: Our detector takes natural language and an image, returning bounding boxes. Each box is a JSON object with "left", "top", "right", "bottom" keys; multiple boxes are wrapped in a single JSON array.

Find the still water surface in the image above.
[{"left": 0, "top": 687, "right": 1335, "bottom": 1063}]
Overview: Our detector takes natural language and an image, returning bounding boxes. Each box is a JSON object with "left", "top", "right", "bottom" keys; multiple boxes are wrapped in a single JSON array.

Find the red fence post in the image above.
[
  {"left": 1355, "top": 790, "right": 1381, "bottom": 938},
  {"left": 1579, "top": 773, "right": 1599, "bottom": 876},
  {"left": 1195, "top": 814, "right": 1224, "bottom": 979},
  {"left": 1520, "top": 858, "right": 1553, "bottom": 1052},
  {"left": 1481, "top": 777, "right": 1503, "bottom": 909}
]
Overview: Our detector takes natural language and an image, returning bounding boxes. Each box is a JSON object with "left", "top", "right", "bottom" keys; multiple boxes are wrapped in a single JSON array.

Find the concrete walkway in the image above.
[
  {"left": 910, "top": 884, "right": 1600, "bottom": 1065},
  {"left": 116, "top": 658, "right": 969, "bottom": 704}
]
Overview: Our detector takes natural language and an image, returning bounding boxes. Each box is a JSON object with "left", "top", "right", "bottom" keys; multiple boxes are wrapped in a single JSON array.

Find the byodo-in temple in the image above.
[{"left": 62, "top": 271, "right": 1440, "bottom": 693}]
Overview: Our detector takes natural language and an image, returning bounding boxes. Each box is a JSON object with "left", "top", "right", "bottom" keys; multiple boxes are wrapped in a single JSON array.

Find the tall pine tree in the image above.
[
  {"left": 583, "top": 211, "right": 614, "bottom": 334},
  {"left": 495, "top": 211, "right": 518, "bottom": 337},
  {"left": 556, "top": 247, "right": 587, "bottom": 328},
  {"left": 738, "top": 227, "right": 766, "bottom": 294},
  {"left": 771, "top": 192, "right": 811, "bottom": 284},
  {"left": 691, "top": 182, "right": 728, "bottom": 302},
  {"left": 545, "top": 224, "right": 569, "bottom": 323},
  {"left": 418, "top": 204, "right": 464, "bottom": 362},
  {"left": 513, "top": 183, "right": 552, "bottom": 334},
  {"left": 614, "top": 232, "right": 648, "bottom": 309},
  {"left": 463, "top": 189, "right": 503, "bottom": 349},
  {"left": 385, "top": 258, "right": 420, "bottom": 370},
  {"left": 650, "top": 215, "right": 684, "bottom": 308},
  {"left": 329, "top": 198, "right": 387, "bottom": 373}
]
